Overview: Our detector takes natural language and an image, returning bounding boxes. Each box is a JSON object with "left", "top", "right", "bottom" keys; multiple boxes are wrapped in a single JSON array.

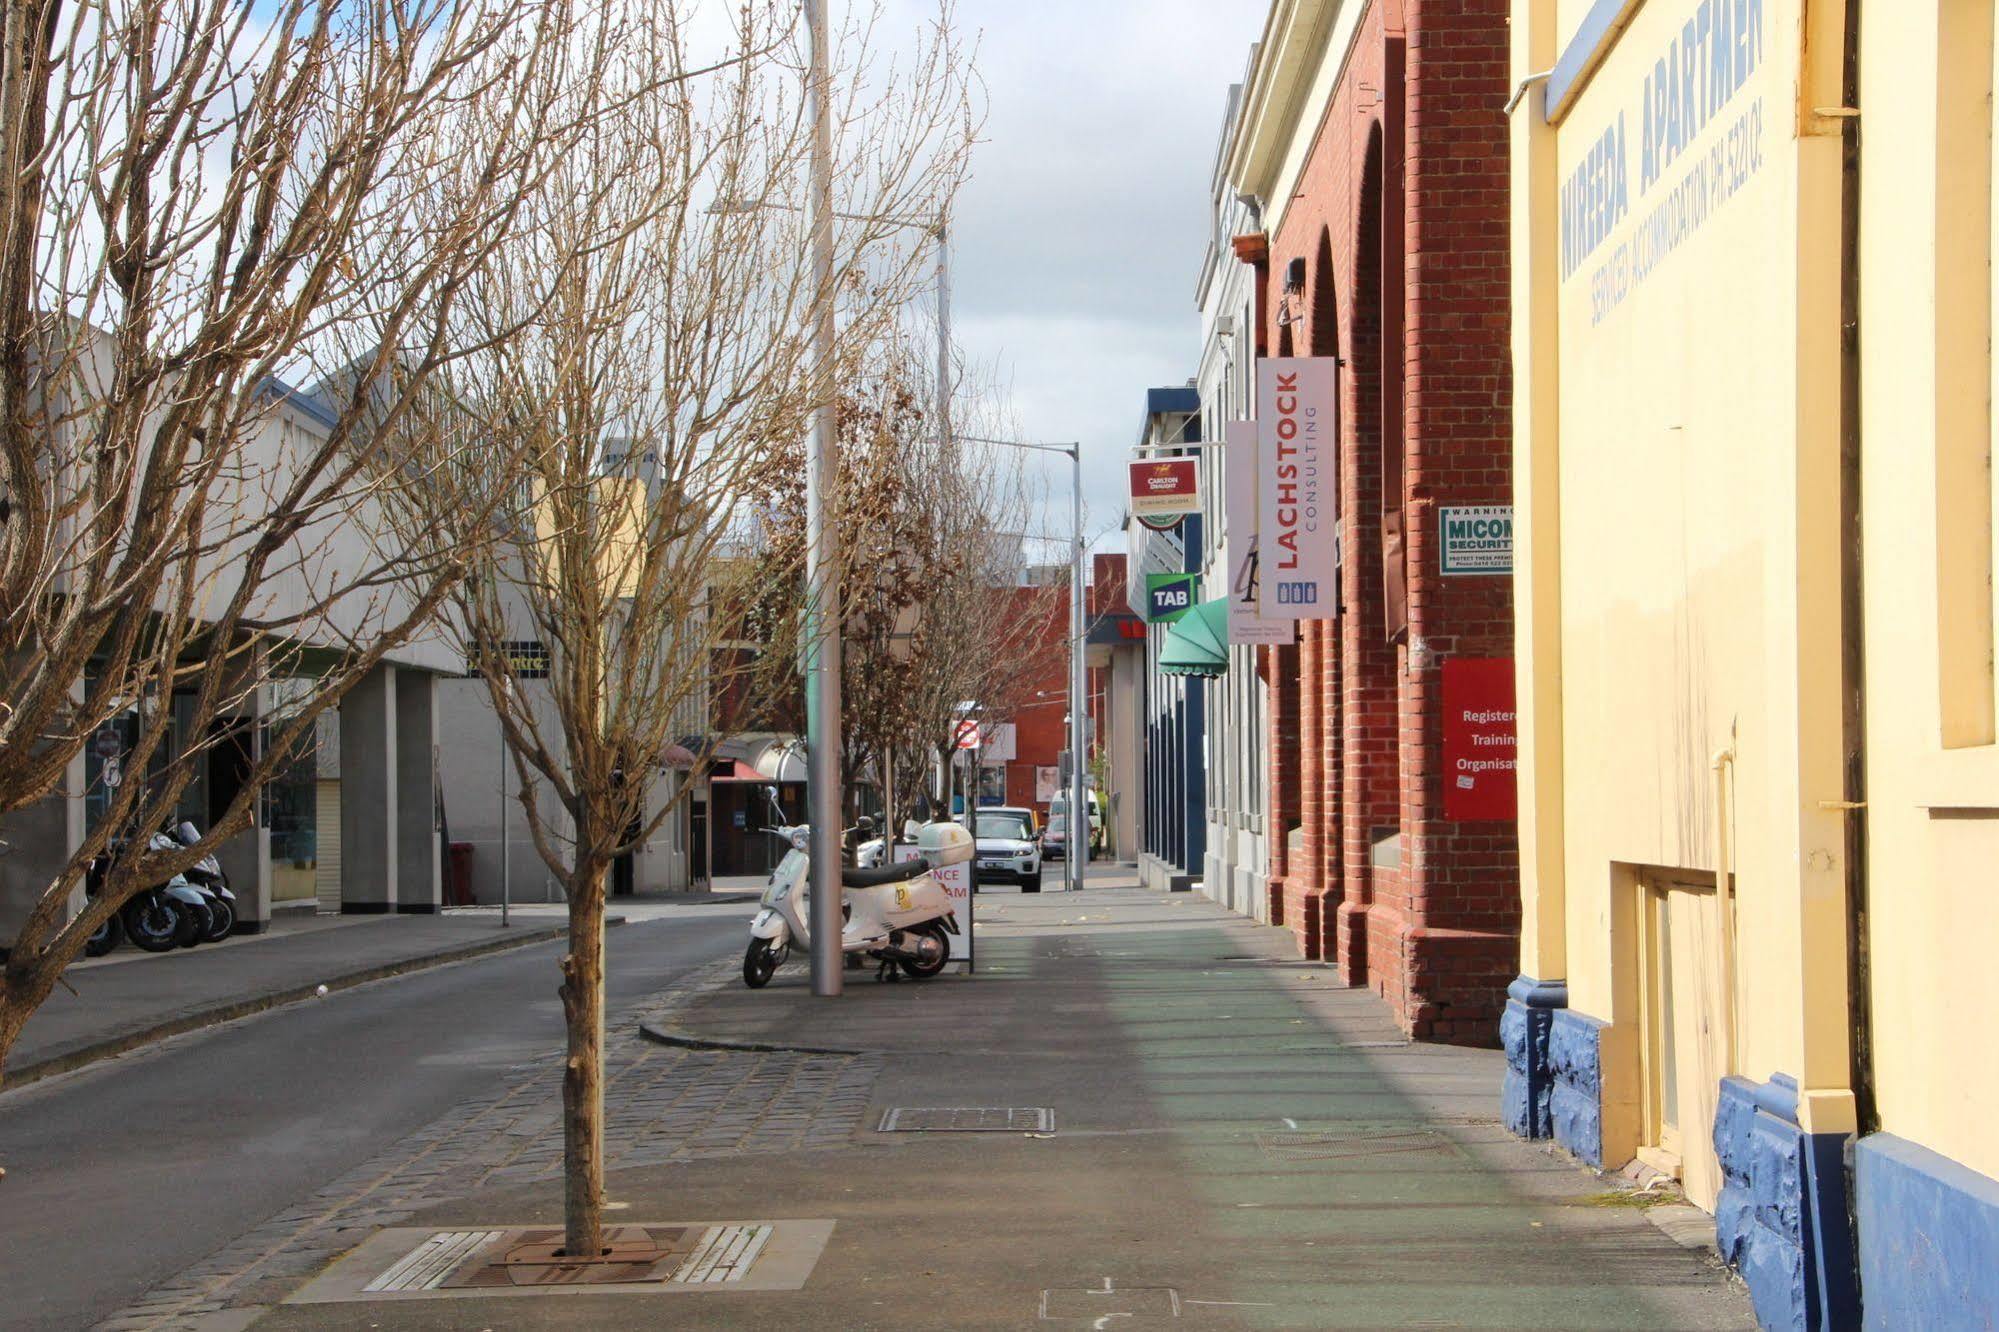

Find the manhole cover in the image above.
[
  {"left": 1255, "top": 1129, "right": 1455, "bottom": 1161},
  {"left": 878, "top": 1106, "right": 1054, "bottom": 1133}
]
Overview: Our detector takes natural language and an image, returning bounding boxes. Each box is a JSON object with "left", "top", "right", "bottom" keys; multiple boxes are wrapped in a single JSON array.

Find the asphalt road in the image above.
[{"left": 0, "top": 905, "right": 743, "bottom": 1331}]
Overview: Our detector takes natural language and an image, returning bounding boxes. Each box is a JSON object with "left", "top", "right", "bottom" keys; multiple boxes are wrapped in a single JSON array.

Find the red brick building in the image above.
[{"left": 1226, "top": 0, "right": 1516, "bottom": 1042}]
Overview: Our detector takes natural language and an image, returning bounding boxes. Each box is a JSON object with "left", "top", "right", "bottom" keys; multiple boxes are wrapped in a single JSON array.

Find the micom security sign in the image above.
[{"left": 1438, "top": 505, "right": 1512, "bottom": 577}]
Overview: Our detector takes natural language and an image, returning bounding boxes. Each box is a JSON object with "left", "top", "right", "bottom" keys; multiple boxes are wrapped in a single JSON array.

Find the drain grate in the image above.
[
  {"left": 366, "top": 1231, "right": 504, "bottom": 1293},
  {"left": 1256, "top": 1129, "right": 1455, "bottom": 1161},
  {"left": 877, "top": 1106, "right": 1054, "bottom": 1133},
  {"left": 672, "top": 1224, "right": 775, "bottom": 1284}
]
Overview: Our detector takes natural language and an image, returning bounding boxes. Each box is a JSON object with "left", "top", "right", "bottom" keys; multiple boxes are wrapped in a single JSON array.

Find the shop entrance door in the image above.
[{"left": 1636, "top": 871, "right": 1732, "bottom": 1210}]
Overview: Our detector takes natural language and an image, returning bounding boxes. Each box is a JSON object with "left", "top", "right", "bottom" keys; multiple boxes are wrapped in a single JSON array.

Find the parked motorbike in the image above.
[
  {"left": 103, "top": 853, "right": 209, "bottom": 953},
  {"left": 742, "top": 793, "right": 965, "bottom": 988},
  {"left": 169, "top": 821, "right": 237, "bottom": 942},
  {"left": 82, "top": 851, "right": 126, "bottom": 957},
  {"left": 77, "top": 827, "right": 224, "bottom": 955}
]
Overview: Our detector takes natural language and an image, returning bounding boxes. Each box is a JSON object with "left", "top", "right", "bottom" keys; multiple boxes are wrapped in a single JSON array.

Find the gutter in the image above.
[{"left": 1836, "top": 0, "right": 1876, "bottom": 1137}]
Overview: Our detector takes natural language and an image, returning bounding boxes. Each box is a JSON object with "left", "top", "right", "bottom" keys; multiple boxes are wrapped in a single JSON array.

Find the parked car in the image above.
[
  {"left": 971, "top": 806, "right": 1042, "bottom": 891},
  {"left": 1048, "top": 790, "right": 1103, "bottom": 859},
  {"left": 1040, "top": 814, "right": 1071, "bottom": 862}
]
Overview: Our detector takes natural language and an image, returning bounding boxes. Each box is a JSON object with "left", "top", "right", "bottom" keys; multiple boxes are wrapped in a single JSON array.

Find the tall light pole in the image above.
[
  {"left": 802, "top": 0, "right": 844, "bottom": 996},
  {"left": 1069, "top": 445, "right": 1086, "bottom": 893},
  {"left": 959, "top": 436, "right": 1085, "bottom": 891}
]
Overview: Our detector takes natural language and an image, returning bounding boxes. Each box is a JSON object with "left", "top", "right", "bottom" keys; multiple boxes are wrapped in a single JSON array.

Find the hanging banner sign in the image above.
[
  {"left": 1224, "top": 420, "right": 1296, "bottom": 645},
  {"left": 1145, "top": 572, "right": 1197, "bottom": 623},
  {"left": 1128, "top": 457, "right": 1201, "bottom": 519},
  {"left": 1441, "top": 657, "right": 1518, "bottom": 821},
  {"left": 1256, "top": 357, "right": 1338, "bottom": 618}
]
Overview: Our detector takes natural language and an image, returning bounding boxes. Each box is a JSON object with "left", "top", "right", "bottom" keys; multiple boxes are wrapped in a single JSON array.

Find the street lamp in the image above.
[
  {"left": 713, "top": 15, "right": 951, "bottom": 994},
  {"left": 801, "top": 0, "right": 843, "bottom": 996},
  {"left": 958, "top": 435, "right": 1086, "bottom": 893}
]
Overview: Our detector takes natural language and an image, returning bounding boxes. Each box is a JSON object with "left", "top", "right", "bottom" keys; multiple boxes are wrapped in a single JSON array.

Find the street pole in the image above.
[
  {"left": 937, "top": 221, "right": 973, "bottom": 870},
  {"left": 954, "top": 435, "right": 1085, "bottom": 891},
  {"left": 936, "top": 221, "right": 951, "bottom": 462},
  {"left": 803, "top": 0, "right": 843, "bottom": 998},
  {"left": 1069, "top": 445, "right": 1085, "bottom": 893},
  {"left": 500, "top": 741, "right": 510, "bottom": 927}
]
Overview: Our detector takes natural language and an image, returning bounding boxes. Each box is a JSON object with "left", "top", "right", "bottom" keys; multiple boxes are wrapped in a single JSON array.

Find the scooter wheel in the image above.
[
  {"left": 175, "top": 902, "right": 207, "bottom": 949},
  {"left": 898, "top": 921, "right": 952, "bottom": 980},
  {"left": 85, "top": 913, "right": 125, "bottom": 957},
  {"left": 123, "top": 899, "right": 181, "bottom": 952},
  {"left": 743, "top": 939, "right": 782, "bottom": 989},
  {"left": 201, "top": 896, "right": 235, "bottom": 943}
]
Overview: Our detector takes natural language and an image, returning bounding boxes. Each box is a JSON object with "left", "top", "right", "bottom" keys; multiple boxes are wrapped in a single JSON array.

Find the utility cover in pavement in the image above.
[
  {"left": 878, "top": 1106, "right": 1054, "bottom": 1133},
  {"left": 285, "top": 1220, "right": 832, "bottom": 1304}
]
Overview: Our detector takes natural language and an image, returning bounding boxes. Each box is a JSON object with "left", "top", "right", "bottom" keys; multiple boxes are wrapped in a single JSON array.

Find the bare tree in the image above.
[
  {"left": 391, "top": 1, "right": 977, "bottom": 1260},
  {"left": 757, "top": 348, "right": 1064, "bottom": 827},
  {"left": 0, "top": 0, "right": 639, "bottom": 1081},
  {"left": 752, "top": 337, "right": 935, "bottom": 823},
  {"left": 897, "top": 435, "right": 1064, "bottom": 816}
]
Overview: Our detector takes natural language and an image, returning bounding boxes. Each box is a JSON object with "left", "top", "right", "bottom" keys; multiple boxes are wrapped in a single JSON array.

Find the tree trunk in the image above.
[
  {"left": 0, "top": 983, "right": 29, "bottom": 1097},
  {"left": 559, "top": 860, "right": 608, "bottom": 1259},
  {"left": 0, "top": 957, "right": 62, "bottom": 1095}
]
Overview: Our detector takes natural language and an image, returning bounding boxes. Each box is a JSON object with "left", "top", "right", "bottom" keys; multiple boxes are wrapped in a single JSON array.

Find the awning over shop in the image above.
[
  {"left": 680, "top": 734, "right": 808, "bottom": 783},
  {"left": 1158, "top": 599, "right": 1229, "bottom": 678}
]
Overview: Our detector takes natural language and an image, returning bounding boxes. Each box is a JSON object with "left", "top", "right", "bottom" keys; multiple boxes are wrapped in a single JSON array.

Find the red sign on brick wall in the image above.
[{"left": 1441, "top": 658, "right": 1517, "bottom": 822}]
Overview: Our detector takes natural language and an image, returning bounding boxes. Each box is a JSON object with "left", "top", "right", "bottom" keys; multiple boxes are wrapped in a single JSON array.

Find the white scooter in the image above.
[{"left": 742, "top": 797, "right": 967, "bottom": 988}]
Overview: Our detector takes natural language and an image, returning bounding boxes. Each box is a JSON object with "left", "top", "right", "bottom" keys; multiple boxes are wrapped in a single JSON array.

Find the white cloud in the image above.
[{"left": 940, "top": 0, "right": 1266, "bottom": 554}]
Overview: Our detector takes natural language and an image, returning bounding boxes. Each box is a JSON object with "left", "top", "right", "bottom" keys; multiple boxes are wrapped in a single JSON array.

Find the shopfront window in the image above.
[{"left": 265, "top": 680, "right": 320, "bottom": 902}]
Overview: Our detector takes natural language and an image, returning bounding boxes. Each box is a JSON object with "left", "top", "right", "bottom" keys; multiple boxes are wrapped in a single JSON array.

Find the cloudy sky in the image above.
[{"left": 937, "top": 0, "right": 1268, "bottom": 556}]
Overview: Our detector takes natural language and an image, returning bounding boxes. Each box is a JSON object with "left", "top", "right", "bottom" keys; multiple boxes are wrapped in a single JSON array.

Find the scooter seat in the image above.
[{"left": 841, "top": 859, "right": 929, "bottom": 889}]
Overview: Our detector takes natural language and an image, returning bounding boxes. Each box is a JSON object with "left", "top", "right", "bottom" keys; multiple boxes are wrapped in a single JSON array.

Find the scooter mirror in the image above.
[{"left": 175, "top": 820, "right": 199, "bottom": 845}]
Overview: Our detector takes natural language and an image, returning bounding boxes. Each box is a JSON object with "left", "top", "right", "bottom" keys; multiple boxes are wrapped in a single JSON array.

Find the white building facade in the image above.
[{"left": 1194, "top": 71, "right": 1270, "bottom": 923}]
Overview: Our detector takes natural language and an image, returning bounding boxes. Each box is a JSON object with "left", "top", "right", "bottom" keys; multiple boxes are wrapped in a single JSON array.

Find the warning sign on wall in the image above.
[
  {"left": 1439, "top": 506, "right": 1513, "bottom": 576},
  {"left": 1441, "top": 658, "right": 1517, "bottom": 822}
]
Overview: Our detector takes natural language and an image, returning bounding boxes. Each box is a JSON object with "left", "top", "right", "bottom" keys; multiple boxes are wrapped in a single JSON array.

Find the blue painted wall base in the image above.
[
  {"left": 1712, "top": 1074, "right": 1859, "bottom": 1331},
  {"left": 1548, "top": 1008, "right": 1605, "bottom": 1167},
  {"left": 1501, "top": 975, "right": 1567, "bottom": 1139},
  {"left": 1855, "top": 1132, "right": 1999, "bottom": 1330}
]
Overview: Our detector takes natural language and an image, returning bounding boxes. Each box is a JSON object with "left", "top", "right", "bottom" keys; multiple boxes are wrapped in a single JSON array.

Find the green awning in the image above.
[{"left": 1158, "top": 598, "right": 1229, "bottom": 678}]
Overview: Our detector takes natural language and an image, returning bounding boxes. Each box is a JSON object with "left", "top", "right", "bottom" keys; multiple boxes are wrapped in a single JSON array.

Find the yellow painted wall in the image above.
[
  {"left": 1513, "top": 0, "right": 1856, "bottom": 1170},
  {"left": 1855, "top": 1, "right": 1999, "bottom": 1184}
]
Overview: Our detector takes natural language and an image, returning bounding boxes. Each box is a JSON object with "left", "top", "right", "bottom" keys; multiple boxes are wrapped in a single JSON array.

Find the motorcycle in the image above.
[
  {"left": 169, "top": 821, "right": 237, "bottom": 942},
  {"left": 742, "top": 793, "right": 966, "bottom": 988},
  {"left": 82, "top": 850, "right": 126, "bottom": 957},
  {"left": 79, "top": 829, "right": 216, "bottom": 954}
]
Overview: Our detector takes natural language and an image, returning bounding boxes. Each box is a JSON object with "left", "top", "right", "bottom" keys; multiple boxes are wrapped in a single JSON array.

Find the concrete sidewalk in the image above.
[
  {"left": 232, "top": 864, "right": 1752, "bottom": 1330},
  {"left": 8, "top": 911, "right": 578, "bottom": 1089}
]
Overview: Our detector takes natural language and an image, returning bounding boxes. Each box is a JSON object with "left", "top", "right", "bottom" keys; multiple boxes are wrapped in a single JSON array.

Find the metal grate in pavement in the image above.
[
  {"left": 286, "top": 1220, "right": 834, "bottom": 1304},
  {"left": 877, "top": 1105, "right": 1054, "bottom": 1133},
  {"left": 366, "top": 1231, "right": 504, "bottom": 1292},
  {"left": 671, "top": 1224, "right": 775, "bottom": 1283}
]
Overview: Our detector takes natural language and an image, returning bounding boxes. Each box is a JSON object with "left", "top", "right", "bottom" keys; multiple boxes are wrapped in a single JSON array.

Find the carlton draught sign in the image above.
[
  {"left": 1256, "top": 358, "right": 1337, "bottom": 618},
  {"left": 1128, "top": 457, "right": 1200, "bottom": 521}
]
